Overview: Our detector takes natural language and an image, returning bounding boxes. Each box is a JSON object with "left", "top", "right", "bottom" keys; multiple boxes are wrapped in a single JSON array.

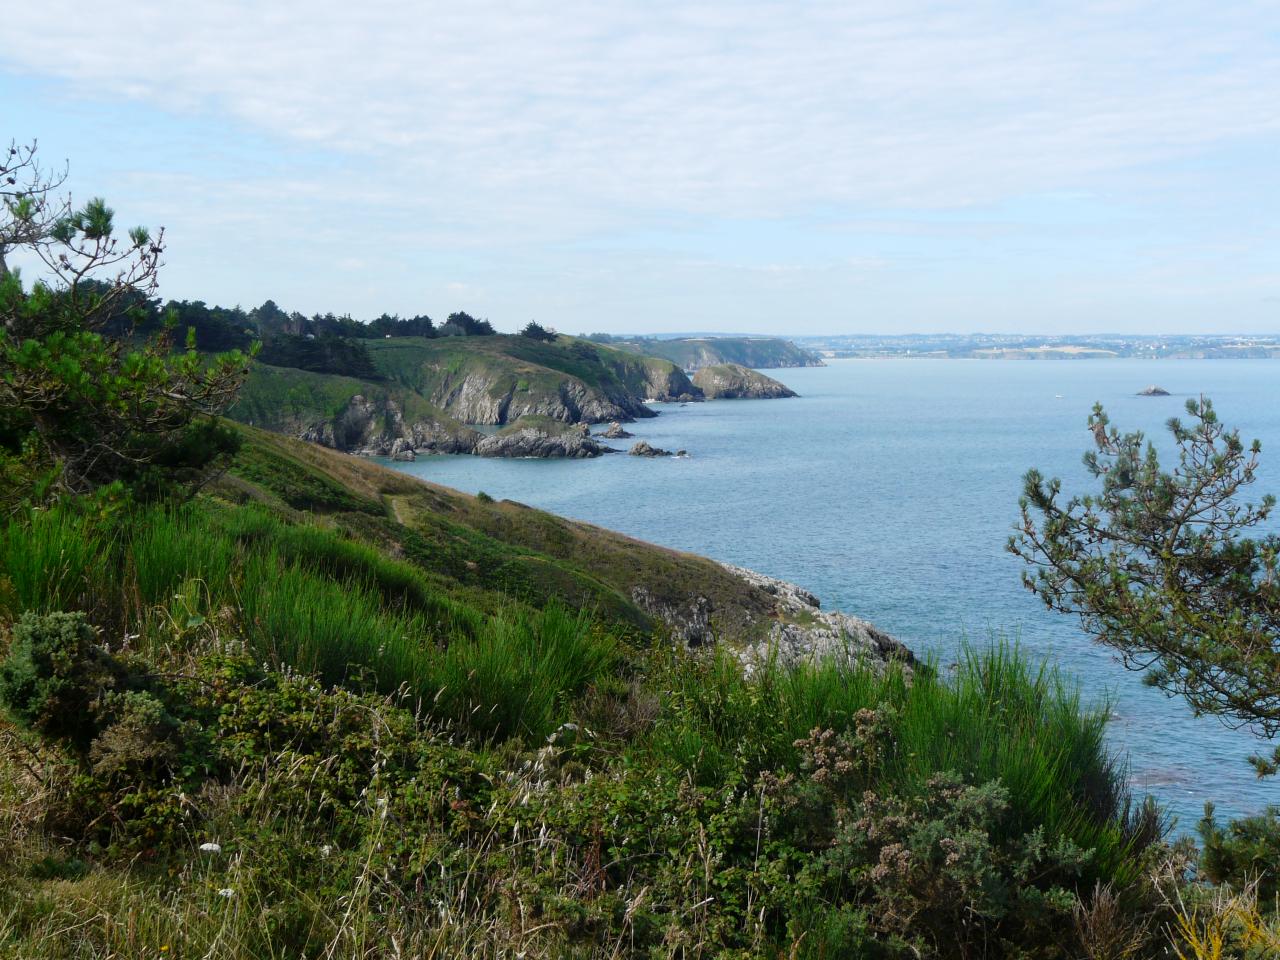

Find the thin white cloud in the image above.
[
  {"left": 3, "top": 1, "right": 1278, "bottom": 331},
  {"left": 4, "top": 0, "right": 1277, "bottom": 215}
]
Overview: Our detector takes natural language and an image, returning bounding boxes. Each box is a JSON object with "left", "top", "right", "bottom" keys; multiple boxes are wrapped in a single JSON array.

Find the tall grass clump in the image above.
[
  {"left": 434, "top": 603, "right": 617, "bottom": 741},
  {"left": 652, "top": 640, "right": 1145, "bottom": 884},
  {"left": 237, "top": 549, "right": 437, "bottom": 693},
  {"left": 126, "top": 504, "right": 238, "bottom": 615},
  {"left": 236, "top": 553, "right": 614, "bottom": 743},
  {"left": 0, "top": 505, "right": 119, "bottom": 619},
  {"left": 221, "top": 505, "right": 479, "bottom": 636}
]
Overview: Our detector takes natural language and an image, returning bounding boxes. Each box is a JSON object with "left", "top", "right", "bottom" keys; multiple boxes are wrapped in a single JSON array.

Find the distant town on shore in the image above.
[{"left": 788, "top": 332, "right": 1280, "bottom": 359}]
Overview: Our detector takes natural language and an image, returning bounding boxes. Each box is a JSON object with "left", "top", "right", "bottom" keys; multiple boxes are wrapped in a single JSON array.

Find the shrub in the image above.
[
  {"left": 1199, "top": 803, "right": 1280, "bottom": 907},
  {"left": 0, "top": 611, "right": 117, "bottom": 747}
]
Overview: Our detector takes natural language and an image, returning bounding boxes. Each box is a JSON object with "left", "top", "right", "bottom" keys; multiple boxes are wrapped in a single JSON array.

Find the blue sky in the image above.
[{"left": 3, "top": 1, "right": 1278, "bottom": 334}]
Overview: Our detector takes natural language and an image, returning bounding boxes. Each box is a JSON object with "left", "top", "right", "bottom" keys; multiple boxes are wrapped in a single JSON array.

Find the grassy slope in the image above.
[
  {"left": 229, "top": 362, "right": 473, "bottom": 436},
  {"left": 0, "top": 427, "right": 1169, "bottom": 959},
  {"left": 221, "top": 427, "right": 778, "bottom": 642},
  {"left": 607, "top": 336, "right": 821, "bottom": 370}
]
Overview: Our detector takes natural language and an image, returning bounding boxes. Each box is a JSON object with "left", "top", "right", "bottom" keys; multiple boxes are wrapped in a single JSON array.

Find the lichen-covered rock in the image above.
[
  {"left": 720, "top": 563, "right": 914, "bottom": 672},
  {"left": 630, "top": 587, "right": 713, "bottom": 646},
  {"left": 475, "top": 418, "right": 617, "bottom": 459}
]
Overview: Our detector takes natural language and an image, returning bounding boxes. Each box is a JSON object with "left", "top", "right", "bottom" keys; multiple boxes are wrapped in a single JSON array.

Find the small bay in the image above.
[{"left": 386, "top": 358, "right": 1280, "bottom": 831}]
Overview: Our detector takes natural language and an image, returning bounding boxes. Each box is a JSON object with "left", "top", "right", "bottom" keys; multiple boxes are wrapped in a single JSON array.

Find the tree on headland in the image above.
[
  {"left": 0, "top": 140, "right": 254, "bottom": 506},
  {"left": 1009, "top": 398, "right": 1280, "bottom": 773},
  {"left": 438, "top": 311, "right": 494, "bottom": 336},
  {"left": 519, "top": 320, "right": 556, "bottom": 342}
]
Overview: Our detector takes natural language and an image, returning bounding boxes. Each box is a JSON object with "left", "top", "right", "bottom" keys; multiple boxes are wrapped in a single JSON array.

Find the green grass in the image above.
[
  {"left": 0, "top": 505, "right": 110, "bottom": 616},
  {"left": 0, "top": 427, "right": 1173, "bottom": 958},
  {"left": 0, "top": 500, "right": 614, "bottom": 744},
  {"left": 650, "top": 641, "right": 1146, "bottom": 883}
]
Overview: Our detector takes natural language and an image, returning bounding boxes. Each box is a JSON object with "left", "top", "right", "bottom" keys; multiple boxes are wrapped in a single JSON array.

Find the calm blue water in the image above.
[{"left": 388, "top": 359, "right": 1280, "bottom": 830}]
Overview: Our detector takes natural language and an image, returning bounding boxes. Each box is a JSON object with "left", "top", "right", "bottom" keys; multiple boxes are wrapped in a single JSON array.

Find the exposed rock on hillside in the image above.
[
  {"left": 692, "top": 363, "right": 798, "bottom": 400},
  {"left": 296, "top": 393, "right": 480, "bottom": 457},
  {"left": 366, "top": 335, "right": 702, "bottom": 426},
  {"left": 720, "top": 563, "right": 914, "bottom": 671}
]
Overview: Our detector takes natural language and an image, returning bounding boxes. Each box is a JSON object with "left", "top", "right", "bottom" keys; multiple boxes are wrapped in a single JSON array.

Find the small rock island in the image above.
[{"left": 1137, "top": 385, "right": 1171, "bottom": 396}]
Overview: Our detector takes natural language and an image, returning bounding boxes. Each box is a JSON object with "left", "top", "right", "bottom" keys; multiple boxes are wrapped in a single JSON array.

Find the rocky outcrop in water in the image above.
[
  {"left": 599, "top": 421, "right": 633, "bottom": 439},
  {"left": 475, "top": 421, "right": 616, "bottom": 459},
  {"left": 629, "top": 440, "right": 674, "bottom": 457},
  {"left": 1138, "top": 385, "right": 1170, "bottom": 396},
  {"left": 691, "top": 363, "right": 797, "bottom": 400}
]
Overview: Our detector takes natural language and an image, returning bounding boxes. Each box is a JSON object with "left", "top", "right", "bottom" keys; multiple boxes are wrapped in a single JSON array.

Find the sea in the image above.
[{"left": 385, "top": 359, "right": 1280, "bottom": 832}]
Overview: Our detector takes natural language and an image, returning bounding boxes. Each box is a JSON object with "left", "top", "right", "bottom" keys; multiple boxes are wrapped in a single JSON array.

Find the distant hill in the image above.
[{"left": 591, "top": 335, "right": 823, "bottom": 370}]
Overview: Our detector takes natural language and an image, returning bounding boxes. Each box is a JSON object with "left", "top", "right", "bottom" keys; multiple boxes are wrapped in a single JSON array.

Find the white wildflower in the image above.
[
  {"left": 217, "top": 888, "right": 235, "bottom": 898},
  {"left": 199, "top": 842, "right": 222, "bottom": 854},
  {"left": 320, "top": 844, "right": 333, "bottom": 858}
]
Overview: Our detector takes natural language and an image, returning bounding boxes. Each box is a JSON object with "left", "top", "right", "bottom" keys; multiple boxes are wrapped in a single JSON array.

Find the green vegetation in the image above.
[
  {"left": 0, "top": 422, "right": 1217, "bottom": 958},
  {"left": 591, "top": 334, "right": 822, "bottom": 370},
  {"left": 1012, "top": 399, "right": 1280, "bottom": 763},
  {"left": 361, "top": 332, "right": 695, "bottom": 424},
  {"left": 4, "top": 140, "right": 1278, "bottom": 957}
]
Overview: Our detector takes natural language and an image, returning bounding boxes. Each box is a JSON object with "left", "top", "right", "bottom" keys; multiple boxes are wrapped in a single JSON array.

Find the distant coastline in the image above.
[{"left": 796, "top": 333, "right": 1280, "bottom": 360}]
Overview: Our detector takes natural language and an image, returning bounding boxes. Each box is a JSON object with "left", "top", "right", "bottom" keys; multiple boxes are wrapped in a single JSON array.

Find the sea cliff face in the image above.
[
  {"left": 422, "top": 366, "right": 657, "bottom": 425},
  {"left": 367, "top": 335, "right": 702, "bottom": 426},
  {"left": 297, "top": 393, "right": 480, "bottom": 456},
  {"left": 691, "top": 363, "right": 798, "bottom": 399}
]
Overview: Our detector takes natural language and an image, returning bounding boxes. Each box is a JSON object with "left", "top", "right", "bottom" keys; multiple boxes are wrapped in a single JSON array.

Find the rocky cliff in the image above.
[
  {"left": 366, "top": 335, "right": 701, "bottom": 426},
  {"left": 232, "top": 364, "right": 623, "bottom": 461},
  {"left": 691, "top": 363, "right": 798, "bottom": 399}
]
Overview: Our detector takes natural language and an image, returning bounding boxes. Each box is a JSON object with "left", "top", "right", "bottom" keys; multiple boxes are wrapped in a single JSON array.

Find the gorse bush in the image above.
[{"left": 0, "top": 611, "right": 116, "bottom": 747}]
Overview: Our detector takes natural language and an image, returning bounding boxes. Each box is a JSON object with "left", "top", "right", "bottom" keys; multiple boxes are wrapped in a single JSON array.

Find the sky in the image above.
[{"left": 2, "top": 1, "right": 1278, "bottom": 335}]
